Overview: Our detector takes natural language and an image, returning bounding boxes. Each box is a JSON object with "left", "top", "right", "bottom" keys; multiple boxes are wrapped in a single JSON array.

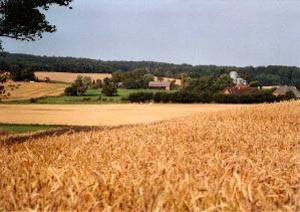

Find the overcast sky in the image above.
[{"left": 2, "top": 0, "right": 300, "bottom": 66}]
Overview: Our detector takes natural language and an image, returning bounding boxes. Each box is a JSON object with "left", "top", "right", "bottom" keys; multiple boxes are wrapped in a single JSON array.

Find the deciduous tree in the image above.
[
  {"left": 102, "top": 77, "right": 117, "bottom": 96},
  {"left": 0, "top": 0, "right": 73, "bottom": 49}
]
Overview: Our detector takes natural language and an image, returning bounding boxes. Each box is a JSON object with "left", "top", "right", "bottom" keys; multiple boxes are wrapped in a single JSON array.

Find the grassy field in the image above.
[
  {"left": 3, "top": 88, "right": 172, "bottom": 104},
  {"left": 0, "top": 101, "right": 298, "bottom": 211},
  {"left": 0, "top": 123, "right": 62, "bottom": 134},
  {"left": 0, "top": 103, "right": 242, "bottom": 126},
  {"left": 0, "top": 82, "right": 67, "bottom": 101},
  {"left": 35, "top": 71, "right": 112, "bottom": 83}
]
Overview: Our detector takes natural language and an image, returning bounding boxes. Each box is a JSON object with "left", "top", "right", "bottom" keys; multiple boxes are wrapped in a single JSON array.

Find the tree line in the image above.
[
  {"left": 127, "top": 74, "right": 297, "bottom": 103},
  {"left": 1, "top": 52, "right": 300, "bottom": 88},
  {"left": 127, "top": 90, "right": 296, "bottom": 104}
]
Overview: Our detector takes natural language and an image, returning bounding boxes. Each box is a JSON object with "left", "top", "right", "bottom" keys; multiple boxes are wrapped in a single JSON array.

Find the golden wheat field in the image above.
[
  {"left": 0, "top": 82, "right": 67, "bottom": 101},
  {"left": 0, "top": 104, "right": 242, "bottom": 126},
  {"left": 35, "top": 71, "right": 182, "bottom": 85},
  {"left": 153, "top": 76, "right": 182, "bottom": 86},
  {"left": 0, "top": 101, "right": 299, "bottom": 211},
  {"left": 35, "top": 71, "right": 112, "bottom": 83}
]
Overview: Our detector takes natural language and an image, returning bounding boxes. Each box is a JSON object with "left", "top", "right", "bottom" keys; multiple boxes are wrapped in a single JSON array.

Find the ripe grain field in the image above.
[
  {"left": 35, "top": 71, "right": 112, "bottom": 83},
  {"left": 1, "top": 82, "right": 67, "bottom": 101},
  {"left": 0, "top": 104, "right": 243, "bottom": 126},
  {"left": 35, "top": 71, "right": 181, "bottom": 85},
  {"left": 0, "top": 101, "right": 299, "bottom": 211}
]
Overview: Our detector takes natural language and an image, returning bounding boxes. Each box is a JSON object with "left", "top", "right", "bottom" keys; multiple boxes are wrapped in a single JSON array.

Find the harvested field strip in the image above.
[
  {"left": 1, "top": 82, "right": 67, "bottom": 101},
  {"left": 0, "top": 101, "right": 299, "bottom": 211},
  {"left": 0, "top": 104, "right": 244, "bottom": 126}
]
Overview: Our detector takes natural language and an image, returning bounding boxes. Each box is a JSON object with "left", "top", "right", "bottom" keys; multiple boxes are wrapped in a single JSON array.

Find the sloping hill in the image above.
[
  {"left": 1, "top": 82, "right": 67, "bottom": 101},
  {"left": 0, "top": 101, "right": 299, "bottom": 211},
  {"left": 1, "top": 52, "right": 300, "bottom": 86}
]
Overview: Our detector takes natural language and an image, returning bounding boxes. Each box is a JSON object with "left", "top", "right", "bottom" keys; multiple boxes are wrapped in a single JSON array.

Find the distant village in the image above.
[
  {"left": 1, "top": 69, "right": 300, "bottom": 103},
  {"left": 223, "top": 71, "right": 300, "bottom": 98},
  {"left": 147, "top": 70, "right": 300, "bottom": 99}
]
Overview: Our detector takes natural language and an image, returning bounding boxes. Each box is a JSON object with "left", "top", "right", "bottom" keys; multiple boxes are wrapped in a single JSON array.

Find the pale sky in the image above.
[{"left": 2, "top": 0, "right": 300, "bottom": 66}]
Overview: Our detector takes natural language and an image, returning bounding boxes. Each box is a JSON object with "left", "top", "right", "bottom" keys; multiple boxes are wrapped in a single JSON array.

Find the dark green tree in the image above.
[
  {"left": 284, "top": 91, "right": 296, "bottom": 100},
  {"left": 102, "top": 77, "right": 117, "bottom": 96},
  {"left": 141, "top": 73, "right": 154, "bottom": 88},
  {"left": 249, "top": 80, "right": 262, "bottom": 88},
  {"left": 64, "top": 86, "right": 77, "bottom": 96},
  {"left": 9, "top": 65, "right": 35, "bottom": 81},
  {"left": 73, "top": 76, "right": 88, "bottom": 96},
  {"left": 111, "top": 71, "right": 123, "bottom": 83},
  {"left": 0, "top": 0, "right": 73, "bottom": 49},
  {"left": 64, "top": 75, "right": 88, "bottom": 96},
  {"left": 211, "top": 74, "right": 233, "bottom": 92}
]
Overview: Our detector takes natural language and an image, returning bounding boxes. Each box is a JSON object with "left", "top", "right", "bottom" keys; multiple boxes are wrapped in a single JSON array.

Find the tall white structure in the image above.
[
  {"left": 229, "top": 71, "right": 238, "bottom": 84},
  {"left": 229, "top": 71, "right": 247, "bottom": 85}
]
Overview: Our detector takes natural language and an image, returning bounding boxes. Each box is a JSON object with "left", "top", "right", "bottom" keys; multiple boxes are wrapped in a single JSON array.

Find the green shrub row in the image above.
[{"left": 128, "top": 91, "right": 296, "bottom": 104}]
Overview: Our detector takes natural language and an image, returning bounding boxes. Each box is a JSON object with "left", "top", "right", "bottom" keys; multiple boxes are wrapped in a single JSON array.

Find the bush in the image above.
[
  {"left": 213, "top": 92, "right": 280, "bottom": 104},
  {"left": 102, "top": 78, "right": 117, "bottom": 96},
  {"left": 64, "top": 76, "right": 88, "bottom": 96},
  {"left": 249, "top": 80, "right": 261, "bottom": 88},
  {"left": 153, "top": 91, "right": 212, "bottom": 103},
  {"left": 30, "top": 98, "right": 37, "bottom": 103},
  {"left": 284, "top": 91, "right": 296, "bottom": 100},
  {"left": 128, "top": 92, "right": 154, "bottom": 103},
  {"left": 64, "top": 86, "right": 77, "bottom": 96},
  {"left": 82, "top": 97, "right": 91, "bottom": 101},
  {"left": 153, "top": 92, "right": 169, "bottom": 103}
]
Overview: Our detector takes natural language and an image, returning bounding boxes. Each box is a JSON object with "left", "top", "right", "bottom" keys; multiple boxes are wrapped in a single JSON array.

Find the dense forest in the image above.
[{"left": 0, "top": 52, "right": 300, "bottom": 87}]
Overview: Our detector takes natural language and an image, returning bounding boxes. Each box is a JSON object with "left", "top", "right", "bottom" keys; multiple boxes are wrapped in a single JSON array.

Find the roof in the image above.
[
  {"left": 223, "top": 85, "right": 250, "bottom": 95},
  {"left": 149, "top": 81, "right": 171, "bottom": 88},
  {"left": 262, "top": 86, "right": 279, "bottom": 90},
  {"left": 273, "top": 86, "right": 300, "bottom": 98}
]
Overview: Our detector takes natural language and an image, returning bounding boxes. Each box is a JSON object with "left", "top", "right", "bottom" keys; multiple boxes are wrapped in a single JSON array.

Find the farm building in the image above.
[
  {"left": 236, "top": 78, "right": 247, "bottom": 85},
  {"left": 223, "top": 84, "right": 250, "bottom": 95},
  {"left": 273, "top": 86, "right": 300, "bottom": 98},
  {"left": 148, "top": 81, "right": 171, "bottom": 90},
  {"left": 262, "top": 85, "right": 279, "bottom": 90}
]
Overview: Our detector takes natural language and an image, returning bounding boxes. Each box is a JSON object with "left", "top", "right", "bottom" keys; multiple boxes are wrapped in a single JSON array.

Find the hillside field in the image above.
[
  {"left": 35, "top": 71, "right": 182, "bottom": 85},
  {"left": 0, "top": 104, "right": 242, "bottom": 126},
  {"left": 0, "top": 82, "right": 67, "bottom": 101},
  {"left": 154, "top": 76, "right": 182, "bottom": 85},
  {"left": 35, "top": 71, "right": 112, "bottom": 83},
  {"left": 0, "top": 101, "right": 298, "bottom": 211}
]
